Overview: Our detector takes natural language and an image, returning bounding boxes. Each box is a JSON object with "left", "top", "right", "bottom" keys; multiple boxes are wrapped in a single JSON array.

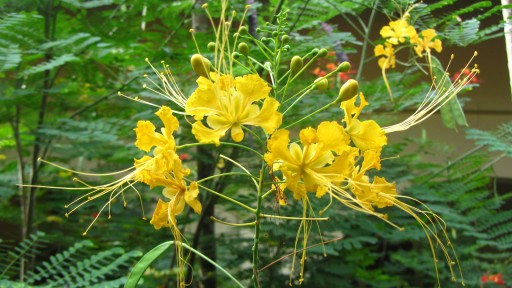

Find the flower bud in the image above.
[
  {"left": 337, "top": 79, "right": 359, "bottom": 102},
  {"left": 232, "top": 52, "right": 241, "bottom": 59},
  {"left": 238, "top": 25, "right": 248, "bottom": 35},
  {"left": 314, "top": 78, "right": 328, "bottom": 91},
  {"left": 281, "top": 35, "right": 290, "bottom": 44},
  {"left": 311, "top": 48, "right": 319, "bottom": 55},
  {"left": 282, "top": 45, "right": 290, "bottom": 52},
  {"left": 233, "top": 32, "right": 239, "bottom": 38},
  {"left": 272, "top": 31, "right": 279, "bottom": 38},
  {"left": 191, "top": 54, "right": 211, "bottom": 78},
  {"left": 207, "top": 42, "right": 216, "bottom": 52},
  {"left": 336, "top": 61, "right": 351, "bottom": 73},
  {"left": 317, "top": 48, "right": 328, "bottom": 57},
  {"left": 238, "top": 42, "right": 249, "bottom": 56},
  {"left": 290, "top": 56, "right": 303, "bottom": 75}
]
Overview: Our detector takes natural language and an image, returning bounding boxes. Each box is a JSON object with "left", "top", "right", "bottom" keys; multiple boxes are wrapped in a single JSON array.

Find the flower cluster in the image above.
[
  {"left": 265, "top": 92, "right": 392, "bottom": 211},
  {"left": 374, "top": 17, "right": 443, "bottom": 69},
  {"left": 133, "top": 106, "right": 202, "bottom": 229}
]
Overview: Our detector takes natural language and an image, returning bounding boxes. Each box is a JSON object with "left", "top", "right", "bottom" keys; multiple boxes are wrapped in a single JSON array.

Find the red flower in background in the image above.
[
  {"left": 451, "top": 68, "right": 480, "bottom": 85},
  {"left": 481, "top": 273, "right": 505, "bottom": 286},
  {"left": 179, "top": 153, "right": 190, "bottom": 161}
]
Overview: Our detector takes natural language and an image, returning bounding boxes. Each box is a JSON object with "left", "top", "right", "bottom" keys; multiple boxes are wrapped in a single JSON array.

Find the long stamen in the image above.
[{"left": 383, "top": 52, "right": 479, "bottom": 133}]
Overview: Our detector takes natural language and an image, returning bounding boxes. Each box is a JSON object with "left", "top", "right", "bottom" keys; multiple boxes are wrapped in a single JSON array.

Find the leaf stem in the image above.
[{"left": 252, "top": 165, "right": 266, "bottom": 288}]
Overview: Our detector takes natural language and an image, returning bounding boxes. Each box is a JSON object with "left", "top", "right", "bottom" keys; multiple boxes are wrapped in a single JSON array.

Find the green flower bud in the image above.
[
  {"left": 290, "top": 56, "right": 303, "bottom": 75},
  {"left": 272, "top": 31, "right": 279, "bottom": 38},
  {"left": 256, "top": 28, "right": 261, "bottom": 33},
  {"left": 337, "top": 79, "right": 359, "bottom": 102},
  {"left": 318, "top": 48, "right": 328, "bottom": 57},
  {"left": 281, "top": 35, "right": 290, "bottom": 44},
  {"left": 233, "top": 32, "right": 239, "bottom": 38},
  {"left": 238, "top": 26, "right": 248, "bottom": 35},
  {"left": 191, "top": 54, "right": 211, "bottom": 78},
  {"left": 336, "top": 61, "right": 351, "bottom": 73},
  {"left": 238, "top": 42, "right": 249, "bottom": 56},
  {"left": 207, "top": 42, "right": 216, "bottom": 52},
  {"left": 314, "top": 78, "right": 328, "bottom": 91},
  {"left": 311, "top": 48, "right": 319, "bottom": 55},
  {"left": 282, "top": 45, "right": 290, "bottom": 52}
]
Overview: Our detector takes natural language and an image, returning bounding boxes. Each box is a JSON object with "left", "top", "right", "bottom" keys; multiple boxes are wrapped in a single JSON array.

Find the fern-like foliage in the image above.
[
  {"left": 0, "top": 231, "right": 47, "bottom": 281},
  {"left": 0, "top": 232, "right": 142, "bottom": 287},
  {"left": 466, "top": 121, "right": 512, "bottom": 156}
]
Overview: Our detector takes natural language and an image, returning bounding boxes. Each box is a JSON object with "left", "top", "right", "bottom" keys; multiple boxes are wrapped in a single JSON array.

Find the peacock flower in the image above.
[
  {"left": 341, "top": 92, "right": 387, "bottom": 151},
  {"left": 133, "top": 105, "right": 181, "bottom": 187},
  {"left": 411, "top": 29, "right": 442, "bottom": 57},
  {"left": 149, "top": 158, "right": 202, "bottom": 229},
  {"left": 186, "top": 72, "right": 282, "bottom": 145},
  {"left": 380, "top": 19, "right": 417, "bottom": 45},
  {"left": 264, "top": 122, "right": 357, "bottom": 199},
  {"left": 374, "top": 43, "right": 396, "bottom": 69},
  {"left": 348, "top": 149, "right": 396, "bottom": 211}
]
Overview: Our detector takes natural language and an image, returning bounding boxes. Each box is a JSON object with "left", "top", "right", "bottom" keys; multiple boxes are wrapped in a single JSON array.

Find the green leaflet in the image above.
[
  {"left": 125, "top": 241, "right": 244, "bottom": 288},
  {"left": 430, "top": 55, "right": 468, "bottom": 130}
]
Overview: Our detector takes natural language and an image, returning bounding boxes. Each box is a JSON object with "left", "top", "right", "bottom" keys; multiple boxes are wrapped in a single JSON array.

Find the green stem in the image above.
[
  {"left": 252, "top": 165, "right": 266, "bottom": 287},
  {"left": 356, "top": 0, "right": 378, "bottom": 82},
  {"left": 198, "top": 184, "right": 256, "bottom": 213},
  {"left": 282, "top": 101, "right": 336, "bottom": 129},
  {"left": 195, "top": 171, "right": 258, "bottom": 184}
]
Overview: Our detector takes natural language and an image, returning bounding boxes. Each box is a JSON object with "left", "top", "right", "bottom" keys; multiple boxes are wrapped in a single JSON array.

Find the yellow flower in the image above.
[
  {"left": 411, "top": 29, "right": 442, "bottom": 57},
  {"left": 133, "top": 106, "right": 181, "bottom": 187},
  {"left": 341, "top": 93, "right": 387, "bottom": 151},
  {"left": 374, "top": 43, "right": 396, "bottom": 69},
  {"left": 134, "top": 106, "right": 179, "bottom": 152},
  {"left": 380, "top": 19, "right": 417, "bottom": 45},
  {"left": 264, "top": 122, "right": 357, "bottom": 199},
  {"left": 186, "top": 73, "right": 282, "bottom": 145},
  {"left": 150, "top": 158, "right": 202, "bottom": 229},
  {"left": 348, "top": 150, "right": 396, "bottom": 211}
]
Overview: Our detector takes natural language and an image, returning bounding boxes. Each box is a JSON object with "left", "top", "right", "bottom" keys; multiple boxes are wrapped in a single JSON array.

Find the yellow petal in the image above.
[
  {"left": 346, "top": 119, "right": 387, "bottom": 152},
  {"left": 231, "top": 123, "right": 244, "bottom": 142},
  {"left": 185, "top": 77, "right": 223, "bottom": 121},
  {"left": 191, "top": 121, "right": 228, "bottom": 146},
  {"left": 299, "top": 127, "right": 318, "bottom": 146},
  {"left": 134, "top": 120, "right": 161, "bottom": 152},
  {"left": 370, "top": 176, "right": 396, "bottom": 208},
  {"left": 282, "top": 167, "right": 306, "bottom": 200},
  {"left": 317, "top": 146, "right": 359, "bottom": 183},
  {"left": 155, "top": 106, "right": 179, "bottom": 139},
  {"left": 315, "top": 185, "right": 328, "bottom": 198},
  {"left": 185, "top": 182, "right": 202, "bottom": 214},
  {"left": 316, "top": 121, "right": 350, "bottom": 154},
  {"left": 243, "top": 97, "right": 282, "bottom": 134},
  {"left": 265, "top": 129, "right": 297, "bottom": 167},
  {"left": 360, "top": 149, "right": 382, "bottom": 172},
  {"left": 235, "top": 74, "right": 271, "bottom": 103},
  {"left": 341, "top": 92, "right": 368, "bottom": 125},
  {"left": 150, "top": 199, "right": 170, "bottom": 230}
]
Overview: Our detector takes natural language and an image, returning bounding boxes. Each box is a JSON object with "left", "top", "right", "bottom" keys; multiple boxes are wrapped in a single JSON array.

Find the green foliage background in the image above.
[{"left": 1, "top": 0, "right": 511, "bottom": 287}]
